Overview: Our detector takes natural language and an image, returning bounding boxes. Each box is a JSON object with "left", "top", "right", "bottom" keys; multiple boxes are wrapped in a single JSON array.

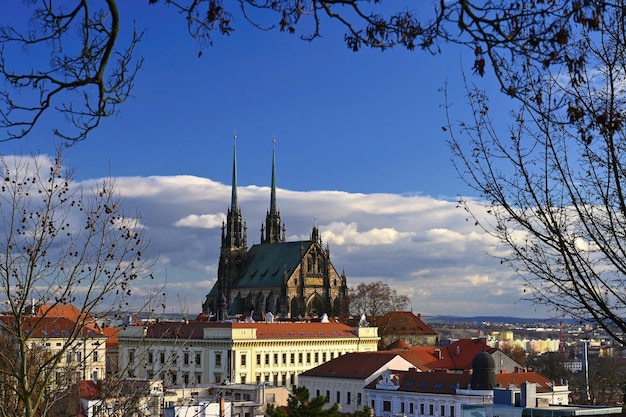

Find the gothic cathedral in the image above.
[{"left": 202, "top": 140, "right": 349, "bottom": 320}]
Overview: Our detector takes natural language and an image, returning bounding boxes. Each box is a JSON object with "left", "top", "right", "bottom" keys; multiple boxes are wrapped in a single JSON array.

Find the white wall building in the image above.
[
  {"left": 118, "top": 319, "right": 379, "bottom": 388},
  {"left": 299, "top": 351, "right": 422, "bottom": 414}
]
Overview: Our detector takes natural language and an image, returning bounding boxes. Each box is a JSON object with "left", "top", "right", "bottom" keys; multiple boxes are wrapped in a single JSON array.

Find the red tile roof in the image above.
[
  {"left": 142, "top": 320, "right": 360, "bottom": 340},
  {"left": 396, "top": 339, "right": 497, "bottom": 371}
]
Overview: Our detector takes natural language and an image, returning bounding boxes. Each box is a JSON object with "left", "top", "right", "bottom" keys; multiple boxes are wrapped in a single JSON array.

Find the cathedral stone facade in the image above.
[{"left": 202, "top": 142, "right": 348, "bottom": 320}]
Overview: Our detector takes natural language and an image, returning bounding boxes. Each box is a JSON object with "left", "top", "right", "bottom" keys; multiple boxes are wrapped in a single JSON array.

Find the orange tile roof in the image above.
[
  {"left": 102, "top": 326, "right": 120, "bottom": 348},
  {"left": 36, "top": 304, "right": 100, "bottom": 332},
  {"left": 0, "top": 315, "right": 105, "bottom": 338}
]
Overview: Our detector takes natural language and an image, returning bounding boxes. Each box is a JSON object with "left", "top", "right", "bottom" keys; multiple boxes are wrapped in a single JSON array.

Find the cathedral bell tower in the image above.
[
  {"left": 261, "top": 140, "right": 285, "bottom": 244},
  {"left": 216, "top": 136, "right": 248, "bottom": 320}
]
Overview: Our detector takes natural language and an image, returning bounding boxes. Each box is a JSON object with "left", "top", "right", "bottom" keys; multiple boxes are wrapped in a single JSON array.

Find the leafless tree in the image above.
[
  {"left": 447, "top": 5, "right": 626, "bottom": 344},
  {"left": 0, "top": 1, "right": 609, "bottom": 142},
  {"left": 0, "top": 151, "right": 156, "bottom": 417},
  {"left": 348, "top": 281, "right": 410, "bottom": 320}
]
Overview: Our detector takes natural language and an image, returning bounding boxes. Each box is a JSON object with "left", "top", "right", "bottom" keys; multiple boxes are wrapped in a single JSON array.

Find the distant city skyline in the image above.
[{"left": 0, "top": 3, "right": 548, "bottom": 318}]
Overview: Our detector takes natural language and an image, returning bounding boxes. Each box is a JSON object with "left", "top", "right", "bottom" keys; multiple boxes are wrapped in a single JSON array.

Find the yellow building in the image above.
[{"left": 118, "top": 318, "right": 379, "bottom": 387}]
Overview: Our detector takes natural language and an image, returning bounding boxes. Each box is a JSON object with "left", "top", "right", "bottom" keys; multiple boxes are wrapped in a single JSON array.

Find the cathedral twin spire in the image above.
[{"left": 223, "top": 137, "right": 285, "bottom": 251}]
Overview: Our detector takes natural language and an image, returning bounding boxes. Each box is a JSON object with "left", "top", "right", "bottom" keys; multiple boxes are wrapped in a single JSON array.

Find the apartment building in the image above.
[{"left": 0, "top": 314, "right": 108, "bottom": 384}]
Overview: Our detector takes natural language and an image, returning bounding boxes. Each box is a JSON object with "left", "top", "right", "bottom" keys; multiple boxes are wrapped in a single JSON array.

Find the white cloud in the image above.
[
  {"left": 320, "top": 222, "right": 414, "bottom": 246},
  {"left": 175, "top": 213, "right": 225, "bottom": 228}
]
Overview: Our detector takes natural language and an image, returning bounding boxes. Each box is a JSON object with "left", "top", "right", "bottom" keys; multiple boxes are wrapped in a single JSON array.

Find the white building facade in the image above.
[{"left": 118, "top": 320, "right": 379, "bottom": 388}]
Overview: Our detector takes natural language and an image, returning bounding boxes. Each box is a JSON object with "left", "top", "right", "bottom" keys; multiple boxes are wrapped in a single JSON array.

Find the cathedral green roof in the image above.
[{"left": 233, "top": 240, "right": 313, "bottom": 289}]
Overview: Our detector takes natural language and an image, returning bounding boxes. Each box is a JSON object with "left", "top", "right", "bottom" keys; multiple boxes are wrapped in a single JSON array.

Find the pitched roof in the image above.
[
  {"left": 300, "top": 352, "right": 415, "bottom": 379},
  {"left": 402, "top": 339, "right": 497, "bottom": 371},
  {"left": 376, "top": 312, "right": 438, "bottom": 336},
  {"left": 36, "top": 304, "right": 100, "bottom": 332},
  {"left": 233, "top": 241, "right": 314, "bottom": 289},
  {"left": 140, "top": 320, "right": 361, "bottom": 340},
  {"left": 101, "top": 326, "right": 120, "bottom": 348},
  {"left": 0, "top": 315, "right": 105, "bottom": 338}
]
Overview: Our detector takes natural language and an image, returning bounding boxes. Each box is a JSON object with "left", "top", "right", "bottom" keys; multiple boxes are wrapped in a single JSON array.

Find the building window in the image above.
[
  {"left": 273, "top": 374, "right": 278, "bottom": 386},
  {"left": 184, "top": 352, "right": 189, "bottom": 365},
  {"left": 429, "top": 404, "right": 434, "bottom": 415},
  {"left": 171, "top": 353, "right": 177, "bottom": 365},
  {"left": 66, "top": 352, "right": 73, "bottom": 363},
  {"left": 401, "top": 402, "right": 406, "bottom": 413},
  {"left": 256, "top": 375, "right": 261, "bottom": 383},
  {"left": 160, "top": 352, "right": 165, "bottom": 364},
  {"left": 128, "top": 350, "right": 134, "bottom": 364},
  {"left": 257, "top": 354, "right": 261, "bottom": 365},
  {"left": 274, "top": 353, "right": 278, "bottom": 364},
  {"left": 298, "top": 353, "right": 303, "bottom": 363},
  {"left": 420, "top": 404, "right": 425, "bottom": 415},
  {"left": 214, "top": 373, "right": 222, "bottom": 383},
  {"left": 93, "top": 350, "right": 98, "bottom": 362},
  {"left": 290, "top": 373, "right": 295, "bottom": 386},
  {"left": 282, "top": 353, "right": 287, "bottom": 364},
  {"left": 357, "top": 393, "right": 362, "bottom": 405},
  {"left": 347, "top": 392, "right": 351, "bottom": 405},
  {"left": 371, "top": 400, "right": 375, "bottom": 410},
  {"left": 265, "top": 354, "right": 270, "bottom": 365},
  {"left": 290, "top": 353, "right": 295, "bottom": 364},
  {"left": 241, "top": 374, "right": 246, "bottom": 384},
  {"left": 314, "top": 352, "right": 319, "bottom": 363},
  {"left": 383, "top": 401, "right": 392, "bottom": 412},
  {"left": 307, "top": 353, "right": 311, "bottom": 363},
  {"left": 171, "top": 373, "right": 178, "bottom": 385},
  {"left": 148, "top": 352, "right": 154, "bottom": 364},
  {"left": 76, "top": 351, "right": 82, "bottom": 362},
  {"left": 326, "top": 391, "right": 330, "bottom": 401},
  {"left": 241, "top": 354, "right": 247, "bottom": 366},
  {"left": 450, "top": 406, "right": 455, "bottom": 417},
  {"left": 215, "top": 352, "right": 222, "bottom": 367},
  {"left": 316, "top": 390, "right": 320, "bottom": 397},
  {"left": 265, "top": 374, "right": 270, "bottom": 383},
  {"left": 410, "top": 403, "right": 415, "bottom": 414},
  {"left": 196, "top": 373, "right": 202, "bottom": 384},
  {"left": 195, "top": 353, "right": 201, "bottom": 366},
  {"left": 336, "top": 391, "right": 341, "bottom": 404},
  {"left": 441, "top": 405, "right": 445, "bottom": 416},
  {"left": 183, "top": 373, "right": 189, "bottom": 385}
]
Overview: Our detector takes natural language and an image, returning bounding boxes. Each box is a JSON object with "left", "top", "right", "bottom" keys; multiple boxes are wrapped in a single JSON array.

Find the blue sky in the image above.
[{"left": 1, "top": 2, "right": 549, "bottom": 318}]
